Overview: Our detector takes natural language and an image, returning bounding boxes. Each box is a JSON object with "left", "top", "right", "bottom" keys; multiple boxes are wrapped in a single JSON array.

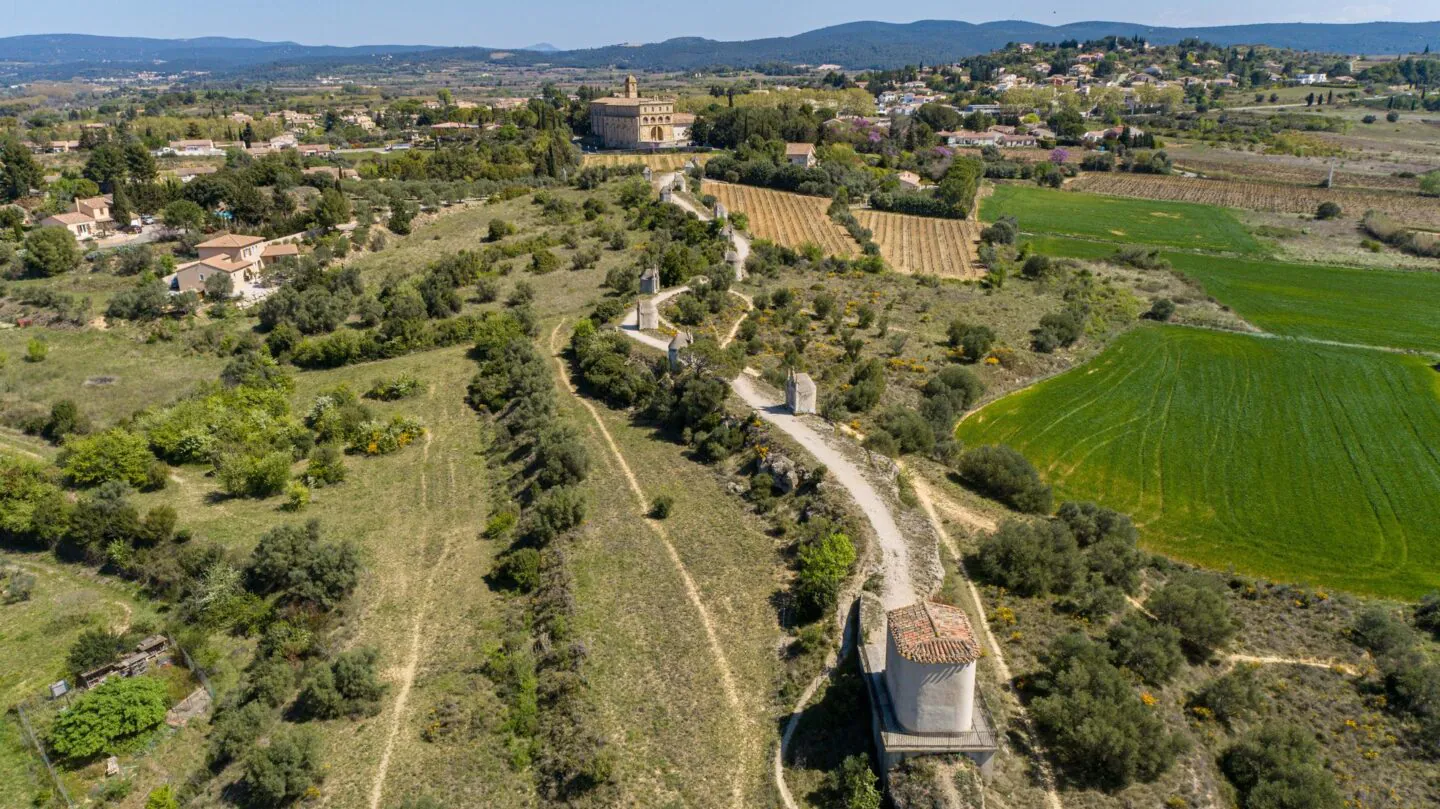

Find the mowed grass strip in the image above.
[
  {"left": 982, "top": 184, "right": 1262, "bottom": 254},
  {"left": 556, "top": 380, "right": 781, "bottom": 807},
  {"left": 1025, "top": 235, "right": 1440, "bottom": 353},
  {"left": 956, "top": 325, "right": 1440, "bottom": 599}
]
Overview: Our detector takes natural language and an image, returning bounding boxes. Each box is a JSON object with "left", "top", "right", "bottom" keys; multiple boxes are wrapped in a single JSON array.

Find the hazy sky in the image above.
[{"left": 7, "top": 1, "right": 1435, "bottom": 50}]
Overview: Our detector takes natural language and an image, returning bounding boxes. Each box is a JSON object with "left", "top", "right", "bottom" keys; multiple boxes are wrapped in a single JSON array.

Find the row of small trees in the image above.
[{"left": 469, "top": 310, "right": 616, "bottom": 803}]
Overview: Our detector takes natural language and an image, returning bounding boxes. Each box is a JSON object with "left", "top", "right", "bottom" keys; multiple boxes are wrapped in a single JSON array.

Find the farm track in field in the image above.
[{"left": 702, "top": 181, "right": 858, "bottom": 257}]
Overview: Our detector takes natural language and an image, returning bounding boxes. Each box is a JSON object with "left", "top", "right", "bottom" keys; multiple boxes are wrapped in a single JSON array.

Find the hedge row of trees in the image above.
[
  {"left": 467, "top": 310, "right": 616, "bottom": 802},
  {"left": 199, "top": 518, "right": 368, "bottom": 807}
]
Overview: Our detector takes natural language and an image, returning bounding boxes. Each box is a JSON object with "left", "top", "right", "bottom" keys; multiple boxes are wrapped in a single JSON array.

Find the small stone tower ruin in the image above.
[
  {"left": 668, "top": 331, "right": 692, "bottom": 369},
  {"left": 636, "top": 298, "right": 659, "bottom": 330},
  {"left": 639, "top": 267, "right": 661, "bottom": 295},
  {"left": 785, "top": 369, "right": 816, "bottom": 415}
]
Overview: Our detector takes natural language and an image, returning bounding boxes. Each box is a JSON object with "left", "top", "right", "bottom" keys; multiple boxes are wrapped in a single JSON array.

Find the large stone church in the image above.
[{"left": 589, "top": 75, "right": 687, "bottom": 149}]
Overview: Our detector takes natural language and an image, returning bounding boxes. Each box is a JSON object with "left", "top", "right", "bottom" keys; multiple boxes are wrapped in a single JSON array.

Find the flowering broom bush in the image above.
[{"left": 348, "top": 416, "right": 425, "bottom": 456}]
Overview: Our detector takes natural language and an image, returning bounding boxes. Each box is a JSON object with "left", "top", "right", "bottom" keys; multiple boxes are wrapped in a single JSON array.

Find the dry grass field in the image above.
[
  {"left": 701, "top": 182, "right": 858, "bottom": 257},
  {"left": 582, "top": 153, "right": 712, "bottom": 172},
  {"left": 1068, "top": 173, "right": 1440, "bottom": 230},
  {"left": 1166, "top": 148, "right": 1421, "bottom": 191},
  {"left": 554, "top": 364, "right": 784, "bottom": 807},
  {"left": 854, "top": 210, "right": 981, "bottom": 278}
]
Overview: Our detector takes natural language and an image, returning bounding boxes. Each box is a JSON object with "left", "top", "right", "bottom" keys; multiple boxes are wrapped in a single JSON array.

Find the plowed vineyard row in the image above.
[{"left": 1068, "top": 173, "right": 1440, "bottom": 230}]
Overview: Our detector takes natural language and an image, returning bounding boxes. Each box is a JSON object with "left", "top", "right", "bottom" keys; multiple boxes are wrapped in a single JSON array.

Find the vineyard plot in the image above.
[
  {"left": 582, "top": 153, "right": 712, "bottom": 172},
  {"left": 854, "top": 210, "right": 981, "bottom": 278},
  {"left": 1069, "top": 173, "right": 1440, "bottom": 230},
  {"left": 701, "top": 181, "right": 858, "bottom": 257}
]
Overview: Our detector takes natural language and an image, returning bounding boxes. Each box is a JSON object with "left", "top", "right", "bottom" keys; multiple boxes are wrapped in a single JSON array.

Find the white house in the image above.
[
  {"left": 785, "top": 143, "right": 817, "bottom": 168},
  {"left": 1296, "top": 73, "right": 1328, "bottom": 85},
  {"left": 940, "top": 130, "right": 1002, "bottom": 147}
]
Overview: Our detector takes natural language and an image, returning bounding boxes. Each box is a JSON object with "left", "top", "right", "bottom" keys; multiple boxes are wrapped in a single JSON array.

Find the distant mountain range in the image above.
[
  {"left": 0, "top": 34, "right": 440, "bottom": 75},
  {"left": 1, "top": 20, "right": 1437, "bottom": 79}
]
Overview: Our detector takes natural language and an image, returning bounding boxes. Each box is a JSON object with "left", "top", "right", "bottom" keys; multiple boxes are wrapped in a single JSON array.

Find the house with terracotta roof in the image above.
[
  {"left": 785, "top": 143, "right": 817, "bottom": 168},
  {"left": 169, "top": 233, "right": 266, "bottom": 294},
  {"left": 296, "top": 143, "right": 334, "bottom": 157},
  {"left": 40, "top": 211, "right": 96, "bottom": 239},
  {"left": 261, "top": 242, "right": 300, "bottom": 265},
  {"left": 75, "top": 195, "right": 113, "bottom": 226},
  {"left": 197, "top": 233, "right": 265, "bottom": 265}
]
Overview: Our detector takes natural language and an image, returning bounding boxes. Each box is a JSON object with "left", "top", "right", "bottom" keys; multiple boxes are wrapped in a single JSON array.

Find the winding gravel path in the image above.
[{"left": 633, "top": 180, "right": 932, "bottom": 806}]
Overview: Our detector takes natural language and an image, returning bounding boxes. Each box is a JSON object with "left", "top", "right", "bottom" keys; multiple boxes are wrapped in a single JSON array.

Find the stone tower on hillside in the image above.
[
  {"left": 636, "top": 298, "right": 659, "bottom": 330},
  {"left": 668, "top": 331, "right": 692, "bottom": 369},
  {"left": 785, "top": 369, "right": 816, "bottom": 415},
  {"left": 885, "top": 601, "right": 981, "bottom": 734}
]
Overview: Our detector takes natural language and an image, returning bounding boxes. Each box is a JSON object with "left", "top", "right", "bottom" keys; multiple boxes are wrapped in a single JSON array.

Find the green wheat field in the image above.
[{"left": 957, "top": 325, "right": 1440, "bottom": 599}]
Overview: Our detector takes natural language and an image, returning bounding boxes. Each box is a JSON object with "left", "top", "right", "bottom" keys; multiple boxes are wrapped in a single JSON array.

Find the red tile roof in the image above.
[
  {"left": 197, "top": 233, "right": 265, "bottom": 249},
  {"left": 888, "top": 601, "right": 981, "bottom": 664}
]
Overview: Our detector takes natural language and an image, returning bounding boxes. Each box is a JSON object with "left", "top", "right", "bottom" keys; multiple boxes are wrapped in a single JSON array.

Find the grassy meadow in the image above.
[
  {"left": 956, "top": 325, "right": 1440, "bottom": 599},
  {"left": 555, "top": 359, "right": 783, "bottom": 806},
  {"left": 1024, "top": 235, "right": 1440, "bottom": 353},
  {"left": 983, "top": 184, "right": 1262, "bottom": 254},
  {"left": 1165, "top": 252, "right": 1440, "bottom": 353},
  {"left": 0, "top": 327, "right": 225, "bottom": 429}
]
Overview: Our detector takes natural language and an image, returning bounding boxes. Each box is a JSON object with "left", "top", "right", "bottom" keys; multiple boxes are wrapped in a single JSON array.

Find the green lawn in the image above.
[
  {"left": 956, "top": 325, "right": 1440, "bottom": 599},
  {"left": 1024, "top": 236, "right": 1440, "bottom": 354},
  {"left": 984, "top": 184, "right": 1262, "bottom": 254}
]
